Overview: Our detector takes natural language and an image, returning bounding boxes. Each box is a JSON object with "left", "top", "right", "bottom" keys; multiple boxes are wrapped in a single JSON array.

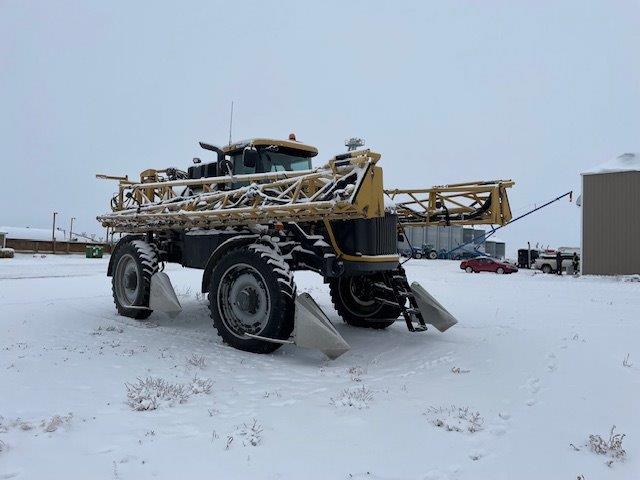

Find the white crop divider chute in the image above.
[
  {"left": 244, "top": 293, "right": 350, "bottom": 360},
  {"left": 149, "top": 272, "right": 182, "bottom": 318},
  {"left": 410, "top": 282, "right": 458, "bottom": 332},
  {"left": 292, "top": 293, "right": 350, "bottom": 359}
]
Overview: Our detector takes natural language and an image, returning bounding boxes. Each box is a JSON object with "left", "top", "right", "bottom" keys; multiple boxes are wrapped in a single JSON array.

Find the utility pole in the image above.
[
  {"left": 68, "top": 217, "right": 75, "bottom": 254},
  {"left": 52, "top": 211, "right": 58, "bottom": 254}
]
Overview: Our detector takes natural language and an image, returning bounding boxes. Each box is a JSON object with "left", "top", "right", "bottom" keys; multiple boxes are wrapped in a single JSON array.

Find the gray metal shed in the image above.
[
  {"left": 398, "top": 226, "right": 494, "bottom": 257},
  {"left": 581, "top": 153, "right": 640, "bottom": 275},
  {"left": 485, "top": 238, "right": 506, "bottom": 259}
]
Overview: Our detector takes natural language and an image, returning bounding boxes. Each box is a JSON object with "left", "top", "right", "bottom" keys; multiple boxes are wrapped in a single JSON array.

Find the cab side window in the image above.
[{"left": 231, "top": 154, "right": 256, "bottom": 175}]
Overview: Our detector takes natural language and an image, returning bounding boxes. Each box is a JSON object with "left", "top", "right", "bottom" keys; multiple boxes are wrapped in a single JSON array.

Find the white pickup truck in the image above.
[{"left": 534, "top": 250, "right": 579, "bottom": 274}]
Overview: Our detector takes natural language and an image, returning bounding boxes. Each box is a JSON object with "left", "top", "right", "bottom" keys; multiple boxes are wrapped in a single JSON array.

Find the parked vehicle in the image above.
[
  {"left": 460, "top": 257, "right": 518, "bottom": 274},
  {"left": 517, "top": 248, "right": 540, "bottom": 269},
  {"left": 400, "top": 244, "right": 438, "bottom": 260},
  {"left": 412, "top": 243, "right": 438, "bottom": 259},
  {"left": 533, "top": 252, "right": 579, "bottom": 274}
]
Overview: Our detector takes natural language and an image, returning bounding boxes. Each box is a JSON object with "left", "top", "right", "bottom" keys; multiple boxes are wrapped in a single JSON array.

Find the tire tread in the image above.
[{"left": 111, "top": 240, "right": 158, "bottom": 320}]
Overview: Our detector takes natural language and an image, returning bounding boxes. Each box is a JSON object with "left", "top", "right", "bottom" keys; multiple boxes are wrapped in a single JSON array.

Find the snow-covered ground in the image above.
[{"left": 1, "top": 254, "right": 638, "bottom": 479}]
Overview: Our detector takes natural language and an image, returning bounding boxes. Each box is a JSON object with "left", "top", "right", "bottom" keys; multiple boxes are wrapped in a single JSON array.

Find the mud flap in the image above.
[
  {"left": 410, "top": 282, "right": 458, "bottom": 332},
  {"left": 149, "top": 272, "right": 182, "bottom": 318},
  {"left": 293, "top": 293, "right": 350, "bottom": 359}
]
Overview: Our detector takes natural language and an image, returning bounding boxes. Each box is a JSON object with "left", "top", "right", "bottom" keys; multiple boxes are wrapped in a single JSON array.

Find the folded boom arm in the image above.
[{"left": 385, "top": 180, "right": 514, "bottom": 227}]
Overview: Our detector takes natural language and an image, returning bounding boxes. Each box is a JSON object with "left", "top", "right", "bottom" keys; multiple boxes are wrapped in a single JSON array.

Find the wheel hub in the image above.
[
  {"left": 235, "top": 287, "right": 259, "bottom": 314},
  {"left": 218, "top": 266, "right": 271, "bottom": 337},
  {"left": 337, "top": 274, "right": 386, "bottom": 318},
  {"left": 349, "top": 277, "right": 375, "bottom": 306},
  {"left": 125, "top": 271, "right": 138, "bottom": 291},
  {"left": 115, "top": 254, "right": 140, "bottom": 307}
]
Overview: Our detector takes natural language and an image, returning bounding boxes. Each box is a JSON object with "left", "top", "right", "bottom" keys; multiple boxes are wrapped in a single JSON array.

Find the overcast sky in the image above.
[{"left": 1, "top": 1, "right": 639, "bottom": 252}]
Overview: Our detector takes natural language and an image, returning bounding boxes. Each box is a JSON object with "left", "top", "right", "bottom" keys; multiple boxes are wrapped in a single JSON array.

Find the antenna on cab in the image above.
[{"left": 228, "top": 101, "right": 234, "bottom": 146}]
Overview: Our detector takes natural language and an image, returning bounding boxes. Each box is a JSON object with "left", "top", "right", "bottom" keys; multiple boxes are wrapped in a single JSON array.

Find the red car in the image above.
[{"left": 460, "top": 257, "right": 518, "bottom": 274}]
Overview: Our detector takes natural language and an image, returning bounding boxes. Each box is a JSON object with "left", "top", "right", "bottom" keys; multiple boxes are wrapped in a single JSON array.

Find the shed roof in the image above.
[
  {"left": 582, "top": 153, "right": 640, "bottom": 176},
  {"left": 485, "top": 237, "right": 505, "bottom": 244},
  {"left": 0, "top": 226, "right": 65, "bottom": 241}
]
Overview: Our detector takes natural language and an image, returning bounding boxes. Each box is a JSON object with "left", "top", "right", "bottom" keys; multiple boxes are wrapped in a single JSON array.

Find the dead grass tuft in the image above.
[
  {"left": 125, "top": 375, "right": 212, "bottom": 411},
  {"left": 186, "top": 354, "right": 207, "bottom": 370},
  {"left": 588, "top": 426, "right": 626, "bottom": 466},
  {"left": 41, "top": 413, "right": 73, "bottom": 433},
  {"left": 330, "top": 385, "right": 374, "bottom": 409},
  {"left": 425, "top": 405, "right": 484, "bottom": 433}
]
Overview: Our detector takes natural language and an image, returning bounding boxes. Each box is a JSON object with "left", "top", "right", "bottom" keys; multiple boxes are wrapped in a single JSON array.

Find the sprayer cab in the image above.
[{"left": 188, "top": 138, "right": 319, "bottom": 182}]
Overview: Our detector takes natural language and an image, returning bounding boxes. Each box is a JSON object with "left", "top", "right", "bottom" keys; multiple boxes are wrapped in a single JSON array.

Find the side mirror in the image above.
[{"left": 243, "top": 147, "right": 259, "bottom": 168}]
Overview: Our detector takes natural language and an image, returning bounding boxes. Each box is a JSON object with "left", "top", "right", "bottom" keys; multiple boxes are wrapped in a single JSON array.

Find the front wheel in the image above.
[
  {"left": 329, "top": 274, "right": 401, "bottom": 329},
  {"left": 414, "top": 252, "right": 422, "bottom": 259},
  {"left": 428, "top": 250, "right": 438, "bottom": 260},
  {"left": 465, "top": 266, "right": 473, "bottom": 273},
  {"left": 496, "top": 267, "right": 504, "bottom": 274},
  {"left": 209, "top": 243, "right": 295, "bottom": 354}
]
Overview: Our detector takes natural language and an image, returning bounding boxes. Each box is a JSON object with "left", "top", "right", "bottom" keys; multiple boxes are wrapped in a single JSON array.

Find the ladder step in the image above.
[
  {"left": 374, "top": 297, "right": 402, "bottom": 307},
  {"left": 383, "top": 268, "right": 429, "bottom": 333},
  {"left": 373, "top": 283, "right": 393, "bottom": 292}
]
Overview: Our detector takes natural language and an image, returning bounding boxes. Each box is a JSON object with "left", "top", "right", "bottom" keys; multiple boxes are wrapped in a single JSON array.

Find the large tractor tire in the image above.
[
  {"left": 111, "top": 240, "right": 158, "bottom": 320},
  {"left": 209, "top": 243, "right": 296, "bottom": 354},
  {"left": 329, "top": 274, "right": 401, "bottom": 329}
]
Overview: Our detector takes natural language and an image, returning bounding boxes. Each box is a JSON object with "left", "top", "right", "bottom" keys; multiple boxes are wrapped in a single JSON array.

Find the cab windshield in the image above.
[
  {"left": 232, "top": 149, "right": 312, "bottom": 175},
  {"left": 262, "top": 151, "right": 312, "bottom": 172}
]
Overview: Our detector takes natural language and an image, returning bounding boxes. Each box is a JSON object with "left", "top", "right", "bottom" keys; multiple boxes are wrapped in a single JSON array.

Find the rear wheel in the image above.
[
  {"left": 111, "top": 240, "right": 158, "bottom": 319},
  {"left": 542, "top": 264, "right": 552, "bottom": 274},
  {"left": 209, "top": 243, "right": 295, "bottom": 354},
  {"left": 428, "top": 250, "right": 438, "bottom": 260},
  {"left": 329, "top": 274, "right": 401, "bottom": 329}
]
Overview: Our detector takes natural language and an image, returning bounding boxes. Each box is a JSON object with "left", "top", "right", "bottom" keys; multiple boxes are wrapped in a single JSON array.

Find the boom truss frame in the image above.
[
  {"left": 97, "top": 149, "right": 514, "bottom": 233},
  {"left": 385, "top": 180, "right": 514, "bottom": 227},
  {"left": 97, "top": 150, "right": 386, "bottom": 233}
]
